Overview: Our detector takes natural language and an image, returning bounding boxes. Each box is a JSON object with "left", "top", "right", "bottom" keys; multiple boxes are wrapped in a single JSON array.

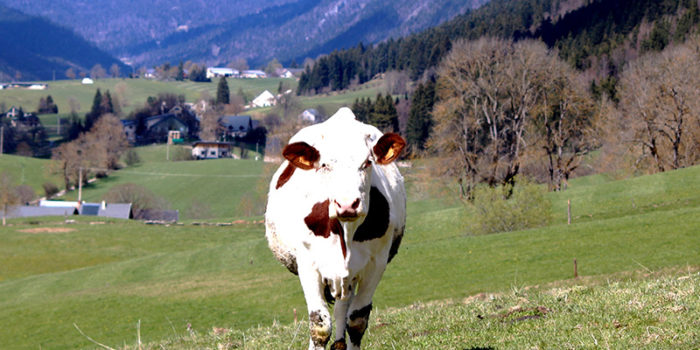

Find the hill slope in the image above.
[
  {"left": 0, "top": 165, "right": 698, "bottom": 349},
  {"left": 0, "top": 4, "right": 128, "bottom": 81}
]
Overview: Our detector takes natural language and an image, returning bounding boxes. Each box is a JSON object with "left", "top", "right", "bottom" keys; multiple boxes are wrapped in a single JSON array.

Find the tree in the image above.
[
  {"left": 228, "top": 58, "right": 249, "bottom": 71},
  {"left": 110, "top": 63, "right": 120, "bottom": 78},
  {"left": 85, "top": 89, "right": 103, "bottom": 131},
  {"left": 0, "top": 172, "right": 20, "bottom": 226},
  {"left": 90, "top": 64, "right": 107, "bottom": 79},
  {"left": 265, "top": 58, "right": 283, "bottom": 77},
  {"left": 176, "top": 61, "right": 185, "bottom": 81},
  {"left": 406, "top": 80, "right": 436, "bottom": 152},
  {"left": 65, "top": 67, "right": 76, "bottom": 80},
  {"left": 611, "top": 37, "right": 700, "bottom": 173},
  {"left": 216, "top": 76, "right": 230, "bottom": 105},
  {"left": 430, "top": 38, "right": 550, "bottom": 197}
]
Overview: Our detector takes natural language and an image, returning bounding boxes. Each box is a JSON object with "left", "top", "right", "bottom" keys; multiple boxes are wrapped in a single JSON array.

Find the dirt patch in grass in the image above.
[{"left": 18, "top": 227, "right": 76, "bottom": 234}]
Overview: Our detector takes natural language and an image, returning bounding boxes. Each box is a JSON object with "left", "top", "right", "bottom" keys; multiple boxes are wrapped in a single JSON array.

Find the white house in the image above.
[
  {"left": 82, "top": 77, "right": 94, "bottom": 84},
  {"left": 191, "top": 141, "right": 234, "bottom": 159},
  {"left": 206, "top": 67, "right": 238, "bottom": 79},
  {"left": 251, "top": 90, "right": 276, "bottom": 108},
  {"left": 241, "top": 70, "right": 266, "bottom": 78}
]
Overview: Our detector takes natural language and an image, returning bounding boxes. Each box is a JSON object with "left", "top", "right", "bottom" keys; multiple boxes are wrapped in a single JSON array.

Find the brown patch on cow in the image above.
[
  {"left": 373, "top": 133, "right": 406, "bottom": 165},
  {"left": 275, "top": 163, "right": 297, "bottom": 189},
  {"left": 283, "top": 142, "right": 319, "bottom": 170},
  {"left": 347, "top": 303, "right": 372, "bottom": 346},
  {"left": 387, "top": 229, "right": 404, "bottom": 263},
  {"left": 19, "top": 227, "right": 75, "bottom": 234},
  {"left": 354, "top": 187, "right": 390, "bottom": 242},
  {"left": 304, "top": 200, "right": 347, "bottom": 258}
]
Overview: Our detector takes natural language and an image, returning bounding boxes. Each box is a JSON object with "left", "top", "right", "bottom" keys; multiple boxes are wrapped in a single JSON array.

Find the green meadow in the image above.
[
  {"left": 0, "top": 78, "right": 297, "bottom": 116},
  {"left": 0, "top": 154, "right": 63, "bottom": 195},
  {"left": 0, "top": 159, "right": 698, "bottom": 349}
]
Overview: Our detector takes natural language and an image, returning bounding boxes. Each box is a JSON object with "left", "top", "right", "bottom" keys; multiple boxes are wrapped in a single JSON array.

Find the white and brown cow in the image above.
[{"left": 265, "top": 107, "right": 406, "bottom": 350}]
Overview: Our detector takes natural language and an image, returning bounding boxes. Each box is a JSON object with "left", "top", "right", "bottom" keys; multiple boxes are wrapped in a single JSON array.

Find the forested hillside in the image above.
[
  {"left": 0, "top": 4, "right": 128, "bottom": 81},
  {"left": 297, "top": 0, "right": 700, "bottom": 94}
]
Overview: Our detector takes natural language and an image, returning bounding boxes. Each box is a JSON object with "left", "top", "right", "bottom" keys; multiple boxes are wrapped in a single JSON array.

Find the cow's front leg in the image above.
[
  {"left": 345, "top": 263, "right": 386, "bottom": 349},
  {"left": 298, "top": 260, "right": 332, "bottom": 350},
  {"left": 331, "top": 297, "right": 351, "bottom": 350}
]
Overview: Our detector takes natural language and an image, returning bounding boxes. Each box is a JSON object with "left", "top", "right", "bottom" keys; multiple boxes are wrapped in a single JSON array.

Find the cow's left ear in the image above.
[
  {"left": 373, "top": 133, "right": 406, "bottom": 165},
  {"left": 283, "top": 142, "right": 320, "bottom": 170}
]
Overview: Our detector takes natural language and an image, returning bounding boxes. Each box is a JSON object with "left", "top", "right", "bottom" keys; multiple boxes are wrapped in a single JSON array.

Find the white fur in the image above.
[{"left": 265, "top": 107, "right": 406, "bottom": 349}]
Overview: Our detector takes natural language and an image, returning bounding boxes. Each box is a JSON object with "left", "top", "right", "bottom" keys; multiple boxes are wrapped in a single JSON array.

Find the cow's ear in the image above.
[
  {"left": 373, "top": 133, "right": 406, "bottom": 165},
  {"left": 283, "top": 142, "right": 320, "bottom": 170}
]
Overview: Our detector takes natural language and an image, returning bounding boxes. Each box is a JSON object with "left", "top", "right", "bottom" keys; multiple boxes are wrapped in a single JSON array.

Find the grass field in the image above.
[
  {"left": 0, "top": 154, "right": 63, "bottom": 195},
  {"left": 0, "top": 164, "right": 698, "bottom": 349},
  {"left": 142, "top": 269, "right": 700, "bottom": 349},
  {"left": 65, "top": 157, "right": 268, "bottom": 220},
  {"left": 0, "top": 78, "right": 297, "bottom": 117}
]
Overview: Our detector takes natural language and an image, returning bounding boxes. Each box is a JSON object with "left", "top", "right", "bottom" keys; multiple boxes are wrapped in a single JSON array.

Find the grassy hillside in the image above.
[
  {"left": 0, "top": 165, "right": 698, "bottom": 349},
  {"left": 0, "top": 78, "right": 295, "bottom": 117},
  {"left": 146, "top": 269, "right": 700, "bottom": 349},
  {"left": 65, "top": 157, "right": 268, "bottom": 220},
  {"left": 0, "top": 153, "right": 63, "bottom": 195}
]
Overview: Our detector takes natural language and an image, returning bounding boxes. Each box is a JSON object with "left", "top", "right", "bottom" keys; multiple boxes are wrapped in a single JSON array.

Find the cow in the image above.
[{"left": 265, "top": 107, "right": 406, "bottom": 350}]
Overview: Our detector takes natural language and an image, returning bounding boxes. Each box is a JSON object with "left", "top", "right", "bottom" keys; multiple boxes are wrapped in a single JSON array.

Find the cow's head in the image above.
[{"left": 282, "top": 129, "right": 405, "bottom": 223}]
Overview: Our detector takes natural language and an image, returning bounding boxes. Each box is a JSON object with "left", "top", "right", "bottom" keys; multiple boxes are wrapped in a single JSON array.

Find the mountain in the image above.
[
  {"left": 1, "top": 0, "right": 488, "bottom": 68},
  {"left": 0, "top": 4, "right": 129, "bottom": 81},
  {"left": 296, "top": 0, "right": 700, "bottom": 94}
]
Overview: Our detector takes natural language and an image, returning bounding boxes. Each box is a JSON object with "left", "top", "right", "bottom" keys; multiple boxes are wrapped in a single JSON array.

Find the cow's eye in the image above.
[{"left": 362, "top": 159, "right": 372, "bottom": 169}]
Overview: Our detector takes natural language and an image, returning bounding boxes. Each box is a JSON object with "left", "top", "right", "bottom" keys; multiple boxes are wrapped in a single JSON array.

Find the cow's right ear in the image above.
[{"left": 283, "top": 142, "right": 320, "bottom": 170}]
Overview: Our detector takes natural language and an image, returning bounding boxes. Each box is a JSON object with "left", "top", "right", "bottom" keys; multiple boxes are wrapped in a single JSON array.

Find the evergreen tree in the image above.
[
  {"left": 84, "top": 89, "right": 103, "bottom": 131},
  {"left": 216, "top": 76, "right": 230, "bottom": 105},
  {"left": 406, "top": 80, "right": 436, "bottom": 151},
  {"left": 176, "top": 61, "right": 185, "bottom": 81}
]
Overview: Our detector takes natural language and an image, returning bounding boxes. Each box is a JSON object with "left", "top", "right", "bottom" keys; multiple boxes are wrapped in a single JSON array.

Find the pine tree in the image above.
[
  {"left": 406, "top": 80, "right": 436, "bottom": 151},
  {"left": 216, "top": 76, "right": 230, "bottom": 105},
  {"left": 176, "top": 61, "right": 185, "bottom": 81},
  {"left": 85, "top": 89, "right": 103, "bottom": 131}
]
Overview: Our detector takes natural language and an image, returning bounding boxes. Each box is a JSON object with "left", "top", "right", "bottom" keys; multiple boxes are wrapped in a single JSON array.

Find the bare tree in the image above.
[
  {"left": 529, "top": 55, "right": 598, "bottom": 190},
  {"left": 384, "top": 70, "right": 411, "bottom": 95},
  {"left": 430, "top": 38, "right": 550, "bottom": 197},
  {"left": 228, "top": 58, "right": 249, "bottom": 71},
  {"left": 614, "top": 38, "right": 700, "bottom": 173},
  {"left": 110, "top": 64, "right": 120, "bottom": 78},
  {"left": 90, "top": 64, "right": 107, "bottom": 79},
  {"left": 199, "top": 108, "right": 223, "bottom": 141},
  {"left": 65, "top": 67, "right": 76, "bottom": 80}
]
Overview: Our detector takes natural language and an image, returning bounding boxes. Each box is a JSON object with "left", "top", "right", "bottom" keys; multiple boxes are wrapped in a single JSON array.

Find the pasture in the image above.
[{"left": 0, "top": 164, "right": 698, "bottom": 349}]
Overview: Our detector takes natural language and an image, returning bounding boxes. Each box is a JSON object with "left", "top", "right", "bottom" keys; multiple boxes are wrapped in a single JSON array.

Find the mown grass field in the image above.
[
  {"left": 0, "top": 163, "right": 698, "bottom": 349},
  {"left": 0, "top": 154, "right": 63, "bottom": 195},
  {"left": 0, "top": 78, "right": 296, "bottom": 117}
]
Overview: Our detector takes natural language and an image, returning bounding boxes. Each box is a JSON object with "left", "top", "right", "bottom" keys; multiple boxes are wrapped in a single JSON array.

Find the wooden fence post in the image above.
[{"left": 567, "top": 199, "right": 572, "bottom": 225}]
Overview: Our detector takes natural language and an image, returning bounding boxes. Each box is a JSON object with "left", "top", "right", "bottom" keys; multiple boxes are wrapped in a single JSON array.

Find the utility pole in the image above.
[
  {"left": 0, "top": 125, "right": 4, "bottom": 155},
  {"left": 78, "top": 167, "right": 83, "bottom": 203}
]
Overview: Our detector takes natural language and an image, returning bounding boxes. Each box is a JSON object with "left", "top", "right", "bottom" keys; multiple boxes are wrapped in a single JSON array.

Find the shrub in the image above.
[
  {"left": 469, "top": 179, "right": 552, "bottom": 235},
  {"left": 14, "top": 185, "right": 35, "bottom": 204},
  {"left": 124, "top": 149, "right": 141, "bottom": 167},
  {"left": 42, "top": 182, "right": 59, "bottom": 199}
]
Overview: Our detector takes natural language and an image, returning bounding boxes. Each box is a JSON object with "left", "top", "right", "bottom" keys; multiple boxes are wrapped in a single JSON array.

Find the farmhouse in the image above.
[
  {"left": 192, "top": 141, "right": 234, "bottom": 159},
  {"left": 79, "top": 201, "right": 133, "bottom": 219},
  {"left": 251, "top": 90, "right": 276, "bottom": 108},
  {"left": 143, "top": 113, "right": 189, "bottom": 143},
  {"left": 241, "top": 70, "right": 266, "bottom": 78},
  {"left": 0, "top": 205, "right": 78, "bottom": 219},
  {"left": 220, "top": 115, "right": 254, "bottom": 138},
  {"left": 206, "top": 67, "right": 238, "bottom": 79}
]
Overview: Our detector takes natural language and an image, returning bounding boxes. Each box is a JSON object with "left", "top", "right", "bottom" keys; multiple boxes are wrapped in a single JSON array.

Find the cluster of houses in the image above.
[
  {"left": 205, "top": 67, "right": 302, "bottom": 79},
  {"left": 0, "top": 82, "right": 48, "bottom": 90},
  {"left": 1, "top": 200, "right": 179, "bottom": 221},
  {"left": 1, "top": 106, "right": 41, "bottom": 128}
]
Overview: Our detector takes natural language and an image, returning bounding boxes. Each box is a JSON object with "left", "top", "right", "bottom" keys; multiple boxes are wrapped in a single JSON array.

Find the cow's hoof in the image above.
[{"left": 331, "top": 338, "right": 347, "bottom": 350}]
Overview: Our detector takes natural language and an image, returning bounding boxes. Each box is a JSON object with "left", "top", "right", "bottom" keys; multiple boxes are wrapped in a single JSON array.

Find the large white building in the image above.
[{"left": 206, "top": 67, "right": 238, "bottom": 79}]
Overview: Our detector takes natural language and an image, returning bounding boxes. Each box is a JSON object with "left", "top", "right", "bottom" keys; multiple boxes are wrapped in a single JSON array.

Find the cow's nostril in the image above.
[{"left": 351, "top": 198, "right": 360, "bottom": 209}]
